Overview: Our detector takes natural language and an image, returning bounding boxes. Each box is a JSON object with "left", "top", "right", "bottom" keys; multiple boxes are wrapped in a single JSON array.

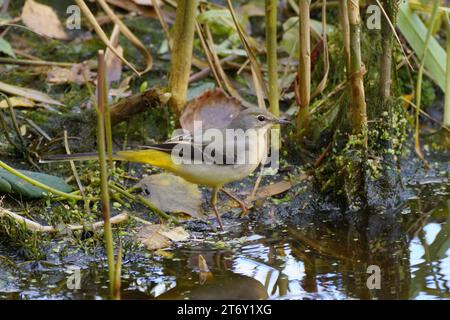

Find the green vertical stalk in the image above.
[
  {"left": 103, "top": 77, "right": 113, "bottom": 169},
  {"left": 347, "top": 0, "right": 367, "bottom": 145},
  {"left": 265, "top": 0, "right": 279, "bottom": 117},
  {"left": 296, "top": 0, "right": 311, "bottom": 134},
  {"left": 338, "top": 0, "right": 351, "bottom": 77},
  {"left": 444, "top": 13, "right": 450, "bottom": 128},
  {"left": 414, "top": 0, "right": 440, "bottom": 161},
  {"left": 97, "top": 50, "right": 115, "bottom": 298},
  {"left": 379, "top": 1, "right": 399, "bottom": 103},
  {"left": 265, "top": 0, "right": 280, "bottom": 150},
  {"left": 168, "top": 0, "right": 199, "bottom": 118}
]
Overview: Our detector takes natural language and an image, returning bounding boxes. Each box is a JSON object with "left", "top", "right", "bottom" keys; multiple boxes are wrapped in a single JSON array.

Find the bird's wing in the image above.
[{"left": 139, "top": 132, "right": 238, "bottom": 165}]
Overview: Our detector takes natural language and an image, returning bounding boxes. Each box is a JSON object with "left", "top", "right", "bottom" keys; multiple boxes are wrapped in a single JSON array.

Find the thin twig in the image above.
[
  {"left": 74, "top": 0, "right": 140, "bottom": 76},
  {"left": 151, "top": 0, "right": 172, "bottom": 51},
  {"left": 0, "top": 207, "right": 128, "bottom": 233},
  {"left": 0, "top": 57, "right": 74, "bottom": 67},
  {"left": 63, "top": 130, "right": 88, "bottom": 204}
]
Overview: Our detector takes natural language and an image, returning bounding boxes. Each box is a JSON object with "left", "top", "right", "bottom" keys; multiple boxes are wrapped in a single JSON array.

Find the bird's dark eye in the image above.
[{"left": 257, "top": 115, "right": 266, "bottom": 122}]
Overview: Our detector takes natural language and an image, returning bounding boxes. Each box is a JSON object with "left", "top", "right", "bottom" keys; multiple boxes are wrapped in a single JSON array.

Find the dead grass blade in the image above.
[
  {"left": 195, "top": 17, "right": 244, "bottom": 103},
  {"left": 97, "top": 0, "right": 153, "bottom": 74},
  {"left": 251, "top": 65, "right": 266, "bottom": 109},
  {"left": 74, "top": 0, "right": 140, "bottom": 76},
  {"left": 0, "top": 81, "right": 62, "bottom": 106},
  {"left": 226, "top": 0, "right": 268, "bottom": 99},
  {"left": 151, "top": 0, "right": 172, "bottom": 50}
]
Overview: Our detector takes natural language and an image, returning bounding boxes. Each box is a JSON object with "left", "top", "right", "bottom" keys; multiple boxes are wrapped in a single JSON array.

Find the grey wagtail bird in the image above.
[{"left": 43, "top": 107, "right": 289, "bottom": 230}]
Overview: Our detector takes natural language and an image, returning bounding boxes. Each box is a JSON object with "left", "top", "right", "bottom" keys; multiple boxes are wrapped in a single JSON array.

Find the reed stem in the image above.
[
  {"left": 96, "top": 50, "right": 115, "bottom": 298},
  {"left": 265, "top": 0, "right": 279, "bottom": 118},
  {"left": 295, "top": 0, "right": 311, "bottom": 134},
  {"left": 338, "top": 0, "right": 350, "bottom": 77},
  {"left": 265, "top": 0, "right": 280, "bottom": 150},
  {"left": 444, "top": 12, "right": 450, "bottom": 128},
  {"left": 347, "top": 0, "right": 367, "bottom": 145},
  {"left": 414, "top": 0, "right": 440, "bottom": 161},
  {"left": 379, "top": 1, "right": 398, "bottom": 103},
  {"left": 168, "top": 0, "right": 199, "bottom": 117}
]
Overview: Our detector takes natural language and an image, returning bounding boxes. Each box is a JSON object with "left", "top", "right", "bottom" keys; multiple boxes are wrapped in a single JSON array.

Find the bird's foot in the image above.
[
  {"left": 221, "top": 189, "right": 249, "bottom": 216},
  {"left": 211, "top": 204, "right": 224, "bottom": 230}
]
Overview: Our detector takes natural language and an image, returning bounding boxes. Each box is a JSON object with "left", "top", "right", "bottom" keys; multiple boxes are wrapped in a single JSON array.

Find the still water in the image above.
[{"left": 1, "top": 179, "right": 449, "bottom": 300}]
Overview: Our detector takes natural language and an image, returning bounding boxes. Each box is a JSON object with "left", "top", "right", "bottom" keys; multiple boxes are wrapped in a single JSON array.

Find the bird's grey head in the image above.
[{"left": 227, "top": 107, "right": 288, "bottom": 132}]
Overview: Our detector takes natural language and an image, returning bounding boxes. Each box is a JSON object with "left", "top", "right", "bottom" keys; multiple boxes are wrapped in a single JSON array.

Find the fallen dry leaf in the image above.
[
  {"left": 138, "top": 173, "right": 203, "bottom": 218},
  {"left": 137, "top": 224, "right": 170, "bottom": 250},
  {"left": 0, "top": 96, "right": 35, "bottom": 109},
  {"left": 46, "top": 67, "right": 71, "bottom": 84},
  {"left": 21, "top": 0, "right": 68, "bottom": 40},
  {"left": 0, "top": 81, "right": 63, "bottom": 106},
  {"left": 47, "top": 63, "right": 94, "bottom": 85},
  {"left": 137, "top": 224, "right": 189, "bottom": 250},
  {"left": 159, "top": 226, "right": 189, "bottom": 242},
  {"left": 180, "top": 89, "right": 242, "bottom": 132}
]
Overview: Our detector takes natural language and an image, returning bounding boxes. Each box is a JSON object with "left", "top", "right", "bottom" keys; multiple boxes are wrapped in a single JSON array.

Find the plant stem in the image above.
[
  {"left": 63, "top": 130, "right": 89, "bottom": 208},
  {"left": 113, "top": 239, "right": 122, "bottom": 300},
  {"left": 414, "top": 0, "right": 440, "bottom": 162},
  {"left": 0, "top": 160, "right": 83, "bottom": 201},
  {"left": 102, "top": 78, "right": 113, "bottom": 169},
  {"left": 347, "top": 0, "right": 367, "bottom": 145},
  {"left": 97, "top": 50, "right": 115, "bottom": 298},
  {"left": 265, "top": 0, "right": 279, "bottom": 118},
  {"left": 0, "top": 57, "right": 74, "bottom": 67},
  {"left": 338, "top": 0, "right": 351, "bottom": 76},
  {"left": 168, "top": 0, "right": 199, "bottom": 118},
  {"left": 151, "top": 0, "right": 172, "bottom": 51},
  {"left": 444, "top": 12, "right": 450, "bottom": 128},
  {"left": 74, "top": 0, "right": 139, "bottom": 76},
  {"left": 379, "top": 1, "right": 399, "bottom": 103},
  {"left": 265, "top": 0, "right": 280, "bottom": 150},
  {"left": 0, "top": 93, "right": 25, "bottom": 148},
  {"left": 295, "top": 0, "right": 311, "bottom": 134}
]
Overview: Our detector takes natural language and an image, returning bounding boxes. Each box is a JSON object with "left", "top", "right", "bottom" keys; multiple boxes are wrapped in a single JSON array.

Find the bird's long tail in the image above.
[
  {"left": 41, "top": 152, "right": 111, "bottom": 163},
  {"left": 41, "top": 149, "right": 177, "bottom": 171}
]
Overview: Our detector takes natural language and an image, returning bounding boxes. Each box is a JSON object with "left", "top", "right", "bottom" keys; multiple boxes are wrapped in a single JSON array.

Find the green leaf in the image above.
[
  {"left": 0, "top": 37, "right": 15, "bottom": 58},
  {"left": 397, "top": 2, "right": 447, "bottom": 91},
  {"left": 0, "top": 169, "right": 72, "bottom": 199},
  {"left": 0, "top": 176, "right": 12, "bottom": 193},
  {"left": 197, "top": 9, "right": 235, "bottom": 36}
]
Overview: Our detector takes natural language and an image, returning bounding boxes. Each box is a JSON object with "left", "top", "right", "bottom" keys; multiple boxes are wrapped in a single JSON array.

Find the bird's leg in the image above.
[
  {"left": 221, "top": 188, "right": 249, "bottom": 215},
  {"left": 210, "top": 187, "right": 224, "bottom": 230}
]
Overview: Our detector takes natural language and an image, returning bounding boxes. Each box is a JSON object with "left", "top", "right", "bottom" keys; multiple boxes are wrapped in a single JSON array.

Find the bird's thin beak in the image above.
[{"left": 276, "top": 117, "right": 291, "bottom": 125}]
